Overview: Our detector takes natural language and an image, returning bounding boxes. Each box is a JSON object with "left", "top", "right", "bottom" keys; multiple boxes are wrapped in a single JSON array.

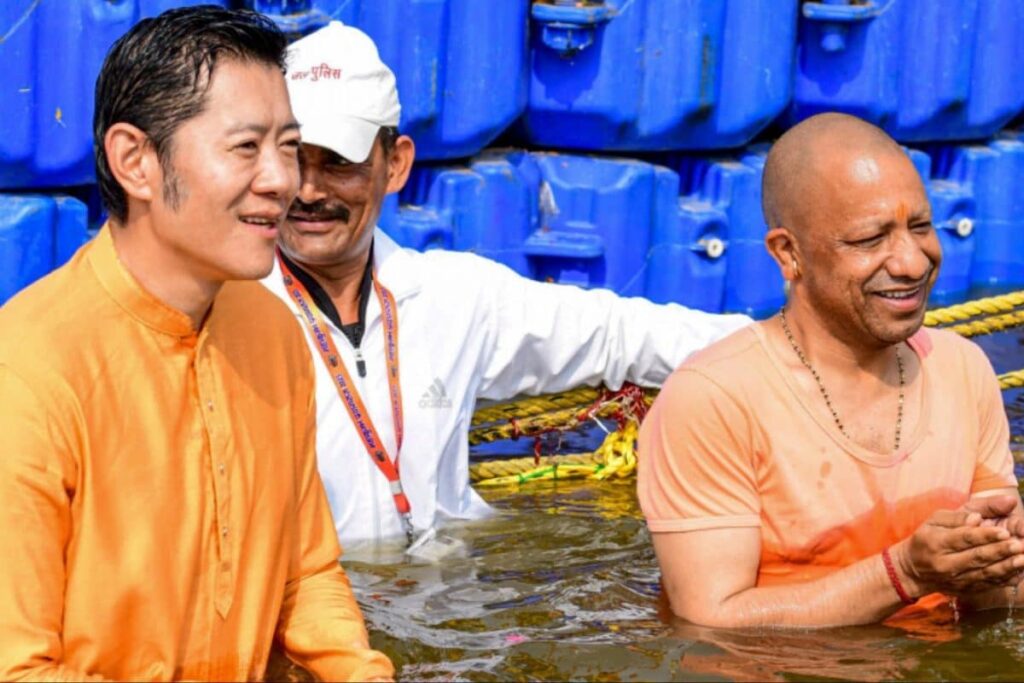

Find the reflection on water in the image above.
[
  {"left": 672, "top": 612, "right": 1024, "bottom": 682},
  {"left": 346, "top": 480, "right": 673, "bottom": 681},
  {"left": 327, "top": 479, "right": 1024, "bottom": 682}
]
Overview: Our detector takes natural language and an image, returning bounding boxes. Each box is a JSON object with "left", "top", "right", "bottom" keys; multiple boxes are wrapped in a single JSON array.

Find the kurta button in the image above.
[
  {"left": 218, "top": 463, "right": 226, "bottom": 476},
  {"left": 207, "top": 401, "right": 214, "bottom": 412},
  {"left": 221, "top": 526, "right": 229, "bottom": 538}
]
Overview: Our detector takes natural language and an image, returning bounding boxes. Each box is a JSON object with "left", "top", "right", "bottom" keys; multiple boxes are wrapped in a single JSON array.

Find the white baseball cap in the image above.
[{"left": 286, "top": 22, "right": 401, "bottom": 163}]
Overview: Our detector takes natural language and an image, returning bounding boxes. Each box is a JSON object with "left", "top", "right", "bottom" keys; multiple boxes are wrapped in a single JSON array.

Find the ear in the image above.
[
  {"left": 765, "top": 226, "right": 802, "bottom": 282},
  {"left": 384, "top": 134, "right": 416, "bottom": 194},
  {"left": 104, "top": 122, "right": 160, "bottom": 207}
]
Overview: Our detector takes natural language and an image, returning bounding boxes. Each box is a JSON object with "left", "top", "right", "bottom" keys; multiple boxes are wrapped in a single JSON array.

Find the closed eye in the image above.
[{"left": 849, "top": 234, "right": 884, "bottom": 248}]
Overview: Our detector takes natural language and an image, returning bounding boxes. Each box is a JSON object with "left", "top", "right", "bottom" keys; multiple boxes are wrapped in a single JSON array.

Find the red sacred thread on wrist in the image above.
[{"left": 881, "top": 546, "right": 915, "bottom": 606}]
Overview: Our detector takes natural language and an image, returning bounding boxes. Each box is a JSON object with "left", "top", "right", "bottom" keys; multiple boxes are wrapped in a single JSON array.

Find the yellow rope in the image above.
[
  {"left": 468, "top": 390, "right": 654, "bottom": 446},
  {"left": 470, "top": 452, "right": 605, "bottom": 482},
  {"left": 468, "top": 403, "right": 608, "bottom": 446},
  {"left": 589, "top": 421, "right": 641, "bottom": 481},
  {"left": 1001, "top": 370, "right": 1024, "bottom": 391},
  {"left": 941, "top": 310, "right": 1024, "bottom": 338},
  {"left": 468, "top": 290, "right": 1024, "bottom": 489},
  {"left": 924, "top": 290, "right": 1024, "bottom": 326},
  {"left": 473, "top": 421, "right": 640, "bottom": 487},
  {"left": 471, "top": 386, "right": 601, "bottom": 427}
]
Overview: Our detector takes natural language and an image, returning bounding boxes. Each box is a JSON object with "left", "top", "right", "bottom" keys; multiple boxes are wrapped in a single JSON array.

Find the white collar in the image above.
[{"left": 372, "top": 227, "right": 422, "bottom": 302}]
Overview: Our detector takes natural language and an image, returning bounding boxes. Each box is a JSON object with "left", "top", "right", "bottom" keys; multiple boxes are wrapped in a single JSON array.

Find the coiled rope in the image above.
[
  {"left": 471, "top": 386, "right": 604, "bottom": 427},
  {"left": 470, "top": 290, "right": 1024, "bottom": 487},
  {"left": 469, "top": 387, "right": 655, "bottom": 446},
  {"left": 473, "top": 422, "right": 641, "bottom": 486},
  {"left": 1001, "top": 369, "right": 1024, "bottom": 391},
  {"left": 923, "top": 290, "right": 1024, "bottom": 326},
  {"left": 470, "top": 384, "right": 650, "bottom": 486},
  {"left": 941, "top": 310, "right": 1024, "bottom": 338}
]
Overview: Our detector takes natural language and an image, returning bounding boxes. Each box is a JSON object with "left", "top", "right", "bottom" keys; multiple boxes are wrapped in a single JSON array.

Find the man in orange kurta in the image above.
[
  {"left": 639, "top": 113, "right": 1024, "bottom": 628},
  {"left": 0, "top": 7, "right": 392, "bottom": 681}
]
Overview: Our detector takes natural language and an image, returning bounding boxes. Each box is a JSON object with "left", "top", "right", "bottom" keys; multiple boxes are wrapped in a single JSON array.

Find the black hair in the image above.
[
  {"left": 93, "top": 5, "right": 288, "bottom": 224},
  {"left": 378, "top": 126, "right": 400, "bottom": 156}
]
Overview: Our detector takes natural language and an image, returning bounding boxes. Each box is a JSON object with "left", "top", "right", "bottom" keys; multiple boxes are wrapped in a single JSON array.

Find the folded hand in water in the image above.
[{"left": 892, "top": 494, "right": 1024, "bottom": 598}]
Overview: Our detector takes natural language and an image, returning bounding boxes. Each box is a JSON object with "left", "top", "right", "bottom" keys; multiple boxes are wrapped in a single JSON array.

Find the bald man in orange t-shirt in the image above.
[{"left": 639, "top": 113, "right": 1024, "bottom": 628}]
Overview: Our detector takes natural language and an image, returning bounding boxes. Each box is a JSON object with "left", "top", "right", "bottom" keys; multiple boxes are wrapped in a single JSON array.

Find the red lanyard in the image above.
[{"left": 278, "top": 254, "right": 412, "bottom": 543}]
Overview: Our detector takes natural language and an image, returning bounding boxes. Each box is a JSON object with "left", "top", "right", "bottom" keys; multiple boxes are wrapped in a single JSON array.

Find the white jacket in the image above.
[{"left": 262, "top": 229, "right": 750, "bottom": 547}]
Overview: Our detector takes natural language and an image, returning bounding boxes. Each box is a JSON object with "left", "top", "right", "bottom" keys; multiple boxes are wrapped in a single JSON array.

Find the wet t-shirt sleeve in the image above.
[
  {"left": 637, "top": 367, "right": 761, "bottom": 532},
  {"left": 964, "top": 342, "right": 1016, "bottom": 494}
]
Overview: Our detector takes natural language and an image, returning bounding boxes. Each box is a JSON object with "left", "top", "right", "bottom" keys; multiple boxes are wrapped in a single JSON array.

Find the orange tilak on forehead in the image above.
[{"left": 894, "top": 202, "right": 908, "bottom": 223}]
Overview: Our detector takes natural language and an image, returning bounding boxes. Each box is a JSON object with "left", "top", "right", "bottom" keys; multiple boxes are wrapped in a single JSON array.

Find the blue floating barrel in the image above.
[
  {"left": 520, "top": 0, "right": 798, "bottom": 152},
  {"left": 382, "top": 153, "right": 538, "bottom": 276},
  {"left": 0, "top": 1, "right": 228, "bottom": 189},
  {"left": 903, "top": 148, "right": 975, "bottom": 306},
  {"left": 646, "top": 197, "right": 728, "bottom": 314},
  {"left": 387, "top": 152, "right": 676, "bottom": 295},
  {"left": 926, "top": 136, "right": 1024, "bottom": 293},
  {"left": 790, "top": 0, "right": 1024, "bottom": 142},
  {"left": 381, "top": 150, "right": 737, "bottom": 312},
  {"left": 662, "top": 148, "right": 783, "bottom": 317},
  {"left": 0, "top": 194, "right": 88, "bottom": 305},
  {"left": 249, "top": 0, "right": 528, "bottom": 161},
  {"left": 520, "top": 153, "right": 678, "bottom": 297}
]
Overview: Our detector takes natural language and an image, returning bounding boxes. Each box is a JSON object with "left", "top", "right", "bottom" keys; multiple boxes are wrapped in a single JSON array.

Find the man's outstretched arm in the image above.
[
  {"left": 472, "top": 255, "right": 750, "bottom": 400},
  {"left": 654, "top": 496, "right": 1024, "bottom": 628}
]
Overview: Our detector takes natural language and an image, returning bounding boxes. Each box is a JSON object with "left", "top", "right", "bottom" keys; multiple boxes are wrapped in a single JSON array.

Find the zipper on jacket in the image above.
[{"left": 353, "top": 344, "right": 367, "bottom": 378}]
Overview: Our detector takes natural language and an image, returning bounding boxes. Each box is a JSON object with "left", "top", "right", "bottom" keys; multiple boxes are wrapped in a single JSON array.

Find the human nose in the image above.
[
  {"left": 295, "top": 162, "right": 328, "bottom": 204},
  {"left": 886, "top": 228, "right": 933, "bottom": 281},
  {"left": 252, "top": 145, "right": 299, "bottom": 201}
]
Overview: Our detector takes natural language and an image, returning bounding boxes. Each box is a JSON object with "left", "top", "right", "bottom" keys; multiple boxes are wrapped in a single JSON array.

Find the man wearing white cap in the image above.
[{"left": 263, "top": 22, "right": 751, "bottom": 551}]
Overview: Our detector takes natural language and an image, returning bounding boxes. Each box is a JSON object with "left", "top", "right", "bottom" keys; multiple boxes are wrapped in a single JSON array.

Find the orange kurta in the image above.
[
  {"left": 0, "top": 226, "right": 393, "bottom": 681},
  {"left": 638, "top": 324, "right": 1016, "bottom": 586}
]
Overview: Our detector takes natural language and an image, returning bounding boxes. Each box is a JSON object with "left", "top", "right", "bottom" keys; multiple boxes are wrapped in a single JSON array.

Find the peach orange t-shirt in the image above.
[{"left": 638, "top": 323, "right": 1015, "bottom": 587}]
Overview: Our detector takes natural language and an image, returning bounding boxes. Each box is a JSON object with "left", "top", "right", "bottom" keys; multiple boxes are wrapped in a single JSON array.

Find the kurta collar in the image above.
[{"left": 87, "top": 223, "right": 198, "bottom": 339}]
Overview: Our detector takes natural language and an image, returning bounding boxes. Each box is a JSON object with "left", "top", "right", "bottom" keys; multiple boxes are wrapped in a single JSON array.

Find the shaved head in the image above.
[
  {"left": 761, "top": 112, "right": 940, "bottom": 349},
  {"left": 762, "top": 113, "right": 908, "bottom": 233}
]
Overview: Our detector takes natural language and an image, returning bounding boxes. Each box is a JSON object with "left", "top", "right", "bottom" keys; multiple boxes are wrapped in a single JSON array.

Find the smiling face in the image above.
[
  {"left": 146, "top": 58, "right": 301, "bottom": 283},
  {"left": 277, "top": 140, "right": 391, "bottom": 270},
  {"left": 795, "top": 148, "right": 941, "bottom": 348},
  {"left": 276, "top": 130, "right": 415, "bottom": 273}
]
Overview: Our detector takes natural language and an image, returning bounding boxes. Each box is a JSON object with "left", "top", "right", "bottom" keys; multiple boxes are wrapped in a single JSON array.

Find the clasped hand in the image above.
[{"left": 890, "top": 495, "right": 1024, "bottom": 598}]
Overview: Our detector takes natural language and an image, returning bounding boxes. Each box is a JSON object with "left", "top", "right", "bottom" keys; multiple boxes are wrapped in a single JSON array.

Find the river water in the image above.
[{"left": 342, "top": 475, "right": 1024, "bottom": 682}]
